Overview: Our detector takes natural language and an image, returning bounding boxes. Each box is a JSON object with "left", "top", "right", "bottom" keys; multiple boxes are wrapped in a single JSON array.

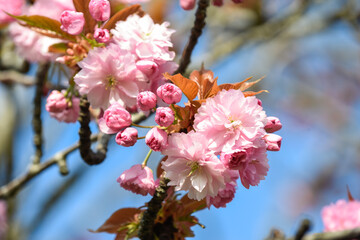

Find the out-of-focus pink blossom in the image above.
[
  {"left": 322, "top": 199, "right": 360, "bottom": 232},
  {"left": 155, "top": 107, "right": 174, "bottom": 127},
  {"left": 145, "top": 127, "right": 168, "bottom": 151},
  {"left": 0, "top": 0, "right": 24, "bottom": 24},
  {"left": 161, "top": 131, "right": 226, "bottom": 201},
  {"left": 111, "top": 14, "right": 175, "bottom": 64},
  {"left": 264, "top": 116, "right": 282, "bottom": 133},
  {"left": 98, "top": 103, "right": 132, "bottom": 134},
  {"left": 137, "top": 91, "right": 157, "bottom": 111},
  {"left": 115, "top": 127, "right": 138, "bottom": 147},
  {"left": 0, "top": 201, "right": 7, "bottom": 239},
  {"left": 156, "top": 83, "right": 182, "bottom": 104},
  {"left": 89, "top": 0, "right": 110, "bottom": 21},
  {"left": 47, "top": 91, "right": 80, "bottom": 123},
  {"left": 213, "top": 0, "right": 224, "bottom": 6},
  {"left": 94, "top": 28, "right": 110, "bottom": 43},
  {"left": 9, "top": 0, "right": 75, "bottom": 63},
  {"left": 60, "top": 10, "right": 84, "bottom": 35},
  {"left": 206, "top": 182, "right": 237, "bottom": 208},
  {"left": 264, "top": 133, "right": 282, "bottom": 151},
  {"left": 74, "top": 44, "right": 145, "bottom": 109},
  {"left": 114, "top": 0, "right": 149, "bottom": 3},
  {"left": 180, "top": 0, "right": 196, "bottom": 10},
  {"left": 45, "top": 90, "right": 68, "bottom": 113},
  {"left": 117, "top": 164, "right": 156, "bottom": 196},
  {"left": 194, "top": 89, "right": 267, "bottom": 154}
]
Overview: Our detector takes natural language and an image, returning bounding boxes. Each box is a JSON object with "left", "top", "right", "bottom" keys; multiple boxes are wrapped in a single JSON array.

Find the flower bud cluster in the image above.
[{"left": 45, "top": 90, "right": 80, "bottom": 123}]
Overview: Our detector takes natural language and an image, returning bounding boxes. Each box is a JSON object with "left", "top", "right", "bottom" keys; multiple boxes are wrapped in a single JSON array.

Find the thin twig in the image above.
[
  {"left": 294, "top": 219, "right": 311, "bottom": 240},
  {"left": 32, "top": 63, "right": 50, "bottom": 165},
  {"left": 138, "top": 178, "right": 170, "bottom": 240},
  {"left": 175, "top": 0, "right": 210, "bottom": 75},
  {"left": 290, "top": 227, "right": 360, "bottom": 240}
]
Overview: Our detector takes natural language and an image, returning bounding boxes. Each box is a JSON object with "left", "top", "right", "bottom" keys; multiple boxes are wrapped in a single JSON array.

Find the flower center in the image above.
[
  {"left": 187, "top": 161, "right": 200, "bottom": 177},
  {"left": 105, "top": 75, "right": 116, "bottom": 89},
  {"left": 225, "top": 116, "right": 242, "bottom": 130}
]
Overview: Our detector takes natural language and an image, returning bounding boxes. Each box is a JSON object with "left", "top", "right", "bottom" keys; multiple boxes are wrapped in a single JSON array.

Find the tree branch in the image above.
[
  {"left": 0, "top": 70, "right": 35, "bottom": 86},
  {"left": 175, "top": 0, "right": 210, "bottom": 75},
  {"left": 0, "top": 135, "right": 98, "bottom": 199},
  {"left": 138, "top": 178, "right": 170, "bottom": 240},
  {"left": 32, "top": 63, "right": 50, "bottom": 165}
]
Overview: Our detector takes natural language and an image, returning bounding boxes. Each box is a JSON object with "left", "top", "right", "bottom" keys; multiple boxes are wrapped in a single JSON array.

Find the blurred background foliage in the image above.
[{"left": 0, "top": 0, "right": 360, "bottom": 239}]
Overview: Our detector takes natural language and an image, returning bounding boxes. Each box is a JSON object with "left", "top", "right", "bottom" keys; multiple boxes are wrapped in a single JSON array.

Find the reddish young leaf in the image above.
[
  {"left": 189, "top": 67, "right": 219, "bottom": 99},
  {"left": 156, "top": 156, "right": 168, "bottom": 178},
  {"left": 72, "top": 0, "right": 97, "bottom": 34},
  {"left": 48, "top": 42, "right": 68, "bottom": 54},
  {"left": 243, "top": 90, "right": 268, "bottom": 97},
  {"left": 9, "top": 14, "right": 76, "bottom": 41},
  {"left": 90, "top": 208, "right": 142, "bottom": 233},
  {"left": 103, "top": 4, "right": 144, "bottom": 30},
  {"left": 180, "top": 195, "right": 207, "bottom": 216},
  {"left": 347, "top": 185, "right": 355, "bottom": 201},
  {"left": 164, "top": 73, "right": 199, "bottom": 101}
]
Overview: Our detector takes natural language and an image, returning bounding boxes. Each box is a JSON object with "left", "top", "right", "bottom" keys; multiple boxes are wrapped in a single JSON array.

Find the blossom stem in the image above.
[
  {"left": 142, "top": 149, "right": 153, "bottom": 167},
  {"left": 131, "top": 123, "right": 156, "bottom": 129},
  {"left": 137, "top": 136, "right": 145, "bottom": 140}
]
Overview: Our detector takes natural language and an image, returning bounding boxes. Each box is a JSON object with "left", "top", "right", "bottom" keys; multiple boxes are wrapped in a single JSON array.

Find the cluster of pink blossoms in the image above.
[
  {"left": 73, "top": 8, "right": 177, "bottom": 111},
  {"left": 322, "top": 199, "right": 360, "bottom": 232},
  {"left": 113, "top": 85, "right": 282, "bottom": 208},
  {"left": 45, "top": 90, "right": 80, "bottom": 123}
]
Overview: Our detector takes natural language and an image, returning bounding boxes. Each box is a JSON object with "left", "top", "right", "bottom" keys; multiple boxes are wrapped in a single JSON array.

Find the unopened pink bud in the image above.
[
  {"left": 45, "top": 90, "right": 67, "bottom": 113},
  {"left": 117, "top": 164, "right": 156, "bottom": 196},
  {"left": 264, "top": 134, "right": 282, "bottom": 151},
  {"left": 156, "top": 83, "right": 182, "bottom": 104},
  {"left": 136, "top": 60, "right": 158, "bottom": 77},
  {"left": 89, "top": 0, "right": 111, "bottom": 22},
  {"left": 98, "top": 103, "right": 132, "bottom": 134},
  {"left": 60, "top": 11, "right": 85, "bottom": 35},
  {"left": 257, "top": 99, "right": 262, "bottom": 106},
  {"left": 213, "top": 0, "right": 224, "bottom": 6},
  {"left": 265, "top": 116, "right": 282, "bottom": 133},
  {"left": 94, "top": 28, "right": 110, "bottom": 43},
  {"left": 115, "top": 127, "right": 138, "bottom": 147},
  {"left": 155, "top": 107, "right": 174, "bottom": 127},
  {"left": 180, "top": 0, "right": 196, "bottom": 10},
  {"left": 145, "top": 127, "right": 168, "bottom": 151},
  {"left": 137, "top": 91, "right": 157, "bottom": 111}
]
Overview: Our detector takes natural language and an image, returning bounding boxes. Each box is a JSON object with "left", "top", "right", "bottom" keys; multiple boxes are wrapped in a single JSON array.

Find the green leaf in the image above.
[
  {"left": 72, "top": 0, "right": 97, "bottom": 34},
  {"left": 9, "top": 14, "right": 76, "bottom": 41}
]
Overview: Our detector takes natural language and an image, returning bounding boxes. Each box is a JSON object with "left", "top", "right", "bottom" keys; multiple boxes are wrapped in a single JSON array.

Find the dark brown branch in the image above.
[
  {"left": 175, "top": 0, "right": 210, "bottom": 75},
  {"left": 0, "top": 135, "right": 98, "bottom": 199},
  {"left": 32, "top": 63, "right": 50, "bottom": 165},
  {"left": 294, "top": 219, "right": 311, "bottom": 240},
  {"left": 78, "top": 96, "right": 110, "bottom": 165},
  {"left": 138, "top": 178, "right": 170, "bottom": 240}
]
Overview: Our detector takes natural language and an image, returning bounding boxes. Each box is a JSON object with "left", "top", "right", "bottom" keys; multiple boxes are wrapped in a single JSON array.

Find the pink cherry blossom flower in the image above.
[
  {"left": 237, "top": 139, "right": 269, "bottom": 189},
  {"left": 45, "top": 90, "right": 68, "bottom": 113},
  {"left": 136, "top": 60, "right": 159, "bottom": 77},
  {"left": 89, "top": 0, "right": 111, "bottom": 21},
  {"left": 156, "top": 83, "right": 182, "bottom": 104},
  {"left": 161, "top": 131, "right": 226, "bottom": 201},
  {"left": 98, "top": 103, "right": 132, "bottom": 134},
  {"left": 60, "top": 10, "right": 85, "bottom": 35},
  {"left": 137, "top": 91, "right": 157, "bottom": 111},
  {"left": 47, "top": 92, "right": 80, "bottom": 123},
  {"left": 94, "top": 28, "right": 110, "bottom": 43},
  {"left": 180, "top": 0, "right": 196, "bottom": 10},
  {"left": 206, "top": 181, "right": 237, "bottom": 208},
  {"left": 264, "top": 133, "right": 282, "bottom": 151},
  {"left": 194, "top": 89, "right": 267, "bottom": 154},
  {"left": 115, "top": 127, "right": 138, "bottom": 147},
  {"left": 117, "top": 164, "right": 156, "bottom": 196},
  {"left": 111, "top": 14, "right": 175, "bottom": 64},
  {"left": 155, "top": 107, "right": 174, "bottom": 127},
  {"left": 264, "top": 116, "right": 282, "bottom": 133},
  {"left": 145, "top": 127, "right": 168, "bottom": 151},
  {"left": 74, "top": 43, "right": 146, "bottom": 109},
  {"left": 0, "top": 0, "right": 24, "bottom": 24},
  {"left": 9, "top": 0, "right": 75, "bottom": 63},
  {"left": 0, "top": 201, "right": 7, "bottom": 239},
  {"left": 322, "top": 199, "right": 360, "bottom": 232}
]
